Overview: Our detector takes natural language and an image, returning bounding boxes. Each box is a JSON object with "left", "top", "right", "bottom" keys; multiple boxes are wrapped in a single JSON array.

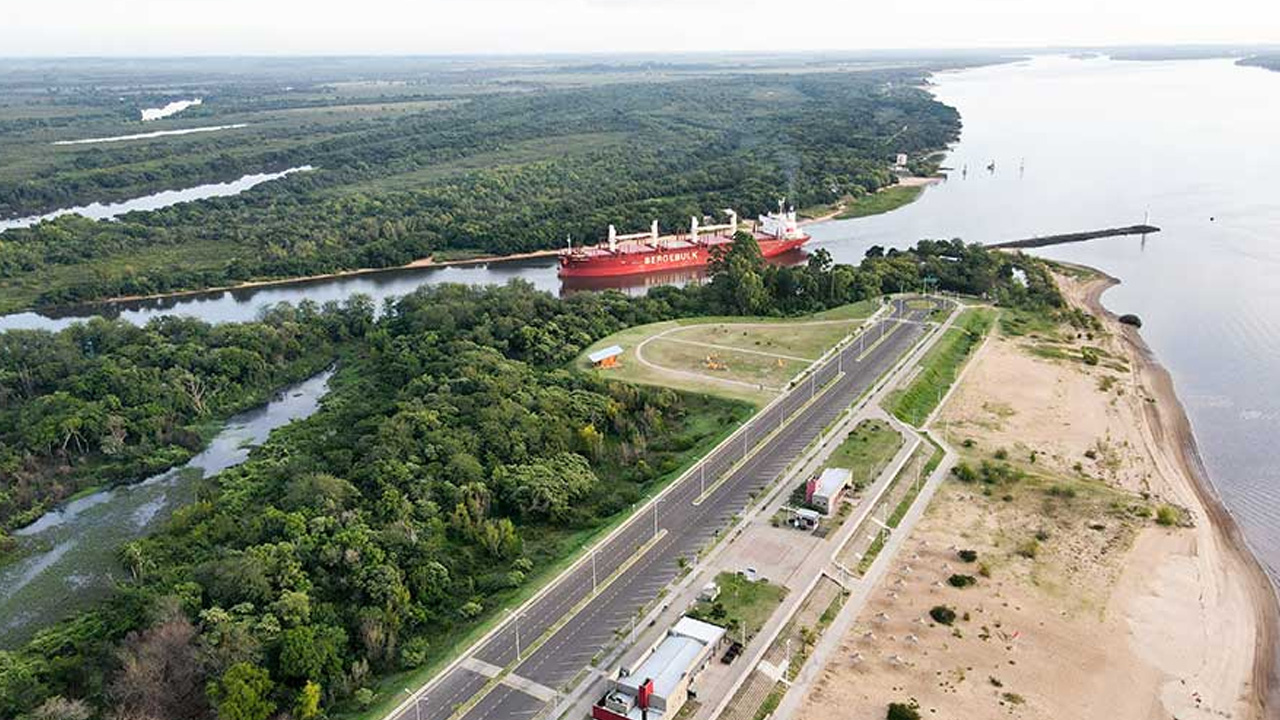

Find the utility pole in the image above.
[{"left": 513, "top": 612, "right": 523, "bottom": 662}]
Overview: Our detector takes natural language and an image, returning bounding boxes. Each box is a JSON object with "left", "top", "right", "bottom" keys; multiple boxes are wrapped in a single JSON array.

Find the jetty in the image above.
[{"left": 989, "top": 224, "right": 1160, "bottom": 249}]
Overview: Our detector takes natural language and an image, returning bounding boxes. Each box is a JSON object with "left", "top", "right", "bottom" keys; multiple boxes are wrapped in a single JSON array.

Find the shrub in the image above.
[
  {"left": 1118, "top": 313, "right": 1142, "bottom": 328},
  {"left": 355, "top": 688, "right": 375, "bottom": 709},
  {"left": 1156, "top": 504, "right": 1182, "bottom": 526},
  {"left": 1016, "top": 539, "right": 1039, "bottom": 559},
  {"left": 887, "top": 701, "right": 921, "bottom": 720},
  {"left": 993, "top": 448, "right": 1008, "bottom": 460},
  {"left": 951, "top": 462, "right": 978, "bottom": 483},
  {"left": 929, "top": 605, "right": 957, "bottom": 625},
  {"left": 400, "top": 636, "right": 431, "bottom": 668},
  {"left": 957, "top": 549, "right": 978, "bottom": 563},
  {"left": 948, "top": 574, "right": 977, "bottom": 588},
  {"left": 978, "top": 562, "right": 992, "bottom": 578},
  {"left": 1081, "top": 347, "right": 1100, "bottom": 366}
]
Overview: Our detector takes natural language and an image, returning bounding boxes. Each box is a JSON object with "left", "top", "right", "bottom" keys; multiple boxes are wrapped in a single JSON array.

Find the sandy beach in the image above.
[{"left": 794, "top": 268, "right": 1277, "bottom": 719}]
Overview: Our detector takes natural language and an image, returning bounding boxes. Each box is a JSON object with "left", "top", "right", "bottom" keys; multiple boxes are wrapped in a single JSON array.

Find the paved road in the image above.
[{"left": 394, "top": 300, "right": 933, "bottom": 720}]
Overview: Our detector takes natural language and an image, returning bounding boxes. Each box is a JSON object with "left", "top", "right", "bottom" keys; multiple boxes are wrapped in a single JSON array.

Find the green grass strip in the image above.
[{"left": 887, "top": 308, "right": 995, "bottom": 426}]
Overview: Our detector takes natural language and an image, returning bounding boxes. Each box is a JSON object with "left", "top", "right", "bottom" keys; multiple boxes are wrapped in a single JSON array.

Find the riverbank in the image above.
[
  {"left": 792, "top": 268, "right": 1277, "bottom": 719},
  {"left": 1075, "top": 269, "right": 1279, "bottom": 715},
  {"left": 8, "top": 181, "right": 935, "bottom": 319},
  {"left": 800, "top": 176, "right": 940, "bottom": 224},
  {"left": 45, "top": 248, "right": 564, "bottom": 310}
]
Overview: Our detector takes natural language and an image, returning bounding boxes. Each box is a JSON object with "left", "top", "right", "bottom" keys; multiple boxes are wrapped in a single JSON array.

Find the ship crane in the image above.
[
  {"left": 558, "top": 204, "right": 809, "bottom": 278},
  {"left": 690, "top": 209, "right": 739, "bottom": 244},
  {"left": 606, "top": 220, "right": 660, "bottom": 252}
]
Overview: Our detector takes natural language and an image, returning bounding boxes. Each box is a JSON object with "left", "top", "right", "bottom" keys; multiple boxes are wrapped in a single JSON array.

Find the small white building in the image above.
[
  {"left": 805, "top": 467, "right": 852, "bottom": 515},
  {"left": 791, "top": 507, "right": 822, "bottom": 530},
  {"left": 589, "top": 345, "right": 624, "bottom": 368},
  {"left": 593, "top": 617, "right": 726, "bottom": 720},
  {"left": 894, "top": 153, "right": 909, "bottom": 171}
]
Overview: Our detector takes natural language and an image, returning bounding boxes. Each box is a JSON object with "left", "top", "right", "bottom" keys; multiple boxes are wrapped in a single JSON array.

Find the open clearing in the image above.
[
  {"left": 576, "top": 301, "right": 878, "bottom": 405},
  {"left": 824, "top": 419, "right": 904, "bottom": 490}
]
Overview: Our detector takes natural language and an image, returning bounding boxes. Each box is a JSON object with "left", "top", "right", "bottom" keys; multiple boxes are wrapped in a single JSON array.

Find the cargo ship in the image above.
[{"left": 558, "top": 204, "right": 810, "bottom": 278}]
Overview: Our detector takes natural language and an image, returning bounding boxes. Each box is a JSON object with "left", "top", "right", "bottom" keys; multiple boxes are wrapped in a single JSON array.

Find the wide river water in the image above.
[{"left": 3, "top": 55, "right": 1280, "bottom": 642}]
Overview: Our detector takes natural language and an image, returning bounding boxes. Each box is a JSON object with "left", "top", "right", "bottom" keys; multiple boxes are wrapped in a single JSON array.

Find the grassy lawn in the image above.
[
  {"left": 886, "top": 308, "right": 996, "bottom": 426},
  {"left": 825, "top": 419, "right": 904, "bottom": 489},
  {"left": 666, "top": 320, "right": 856, "bottom": 361},
  {"left": 836, "top": 185, "right": 925, "bottom": 219},
  {"left": 643, "top": 338, "right": 809, "bottom": 390},
  {"left": 688, "top": 571, "right": 788, "bottom": 643},
  {"left": 576, "top": 300, "right": 878, "bottom": 406}
]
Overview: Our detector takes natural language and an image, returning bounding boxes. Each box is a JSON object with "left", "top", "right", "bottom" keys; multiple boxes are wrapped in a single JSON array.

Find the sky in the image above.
[{"left": 3, "top": 0, "right": 1279, "bottom": 56}]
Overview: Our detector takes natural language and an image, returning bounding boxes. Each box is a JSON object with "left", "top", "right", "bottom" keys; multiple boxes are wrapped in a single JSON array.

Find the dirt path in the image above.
[{"left": 788, "top": 271, "right": 1276, "bottom": 720}]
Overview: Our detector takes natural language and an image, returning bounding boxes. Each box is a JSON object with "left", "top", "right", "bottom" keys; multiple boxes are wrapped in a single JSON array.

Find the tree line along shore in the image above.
[
  {"left": 0, "top": 64, "right": 960, "bottom": 314},
  {"left": 0, "top": 238, "right": 1061, "bottom": 720}
]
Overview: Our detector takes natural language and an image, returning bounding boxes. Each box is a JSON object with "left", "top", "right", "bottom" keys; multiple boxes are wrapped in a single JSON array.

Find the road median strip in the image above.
[
  {"left": 446, "top": 529, "right": 670, "bottom": 720},
  {"left": 693, "top": 371, "right": 844, "bottom": 506}
]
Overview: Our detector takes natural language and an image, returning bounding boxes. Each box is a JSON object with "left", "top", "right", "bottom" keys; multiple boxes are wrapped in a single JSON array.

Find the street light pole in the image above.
[{"left": 592, "top": 550, "right": 598, "bottom": 593}]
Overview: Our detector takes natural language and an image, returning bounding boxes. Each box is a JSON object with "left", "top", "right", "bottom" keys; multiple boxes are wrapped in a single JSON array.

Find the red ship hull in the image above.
[{"left": 558, "top": 233, "right": 810, "bottom": 278}]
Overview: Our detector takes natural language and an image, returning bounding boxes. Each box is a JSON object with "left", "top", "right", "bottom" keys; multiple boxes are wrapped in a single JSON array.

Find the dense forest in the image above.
[
  {"left": 0, "top": 70, "right": 961, "bottom": 310},
  {"left": 0, "top": 301, "right": 373, "bottom": 534},
  {"left": 0, "top": 240, "right": 1061, "bottom": 720}
]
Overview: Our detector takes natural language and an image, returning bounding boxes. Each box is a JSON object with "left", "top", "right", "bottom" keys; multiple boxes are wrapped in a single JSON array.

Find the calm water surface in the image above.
[
  {"left": 812, "top": 55, "right": 1280, "bottom": 578},
  {"left": 0, "top": 371, "right": 332, "bottom": 647},
  {"left": 4, "top": 56, "right": 1280, "bottom": 618}
]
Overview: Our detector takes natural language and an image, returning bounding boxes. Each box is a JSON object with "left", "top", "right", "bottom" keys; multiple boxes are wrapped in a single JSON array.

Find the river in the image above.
[
  {"left": 0, "top": 166, "right": 312, "bottom": 234},
  {"left": 809, "top": 55, "right": 1280, "bottom": 579},
  {"left": 4, "top": 54, "right": 1280, "bottom": 633},
  {"left": 0, "top": 370, "right": 332, "bottom": 648}
]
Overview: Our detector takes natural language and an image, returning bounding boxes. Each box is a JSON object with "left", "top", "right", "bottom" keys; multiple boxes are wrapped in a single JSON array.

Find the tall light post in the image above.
[
  {"left": 506, "top": 610, "right": 526, "bottom": 662},
  {"left": 592, "top": 549, "right": 598, "bottom": 593}
]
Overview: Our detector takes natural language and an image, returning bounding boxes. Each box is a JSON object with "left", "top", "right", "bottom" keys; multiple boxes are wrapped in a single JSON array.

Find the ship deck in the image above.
[{"left": 570, "top": 234, "right": 733, "bottom": 258}]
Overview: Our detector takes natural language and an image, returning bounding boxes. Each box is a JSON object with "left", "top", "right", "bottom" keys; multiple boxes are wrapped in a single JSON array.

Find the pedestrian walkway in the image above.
[{"left": 718, "top": 669, "right": 780, "bottom": 720}]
